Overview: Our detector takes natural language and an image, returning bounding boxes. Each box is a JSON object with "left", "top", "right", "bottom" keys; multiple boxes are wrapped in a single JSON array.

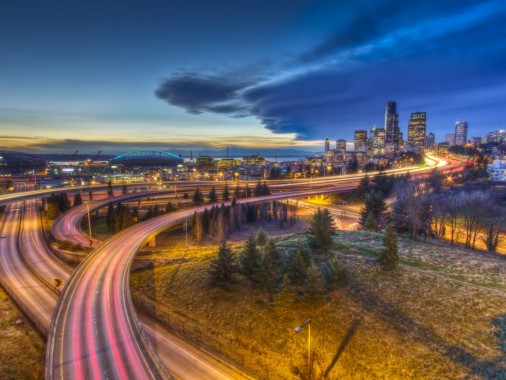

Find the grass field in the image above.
[
  {"left": 130, "top": 226, "right": 506, "bottom": 379},
  {"left": 0, "top": 288, "right": 45, "bottom": 380}
]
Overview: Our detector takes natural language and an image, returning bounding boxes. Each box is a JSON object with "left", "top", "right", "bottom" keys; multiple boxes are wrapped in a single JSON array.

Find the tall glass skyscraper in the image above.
[
  {"left": 384, "top": 101, "right": 400, "bottom": 152},
  {"left": 455, "top": 120, "right": 468, "bottom": 146}
]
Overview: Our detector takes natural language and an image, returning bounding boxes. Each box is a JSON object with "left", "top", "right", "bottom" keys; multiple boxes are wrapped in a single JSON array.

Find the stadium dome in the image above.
[{"left": 110, "top": 150, "right": 183, "bottom": 167}]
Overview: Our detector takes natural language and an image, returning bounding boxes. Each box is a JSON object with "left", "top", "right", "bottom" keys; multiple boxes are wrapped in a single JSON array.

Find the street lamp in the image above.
[{"left": 294, "top": 318, "right": 312, "bottom": 379}]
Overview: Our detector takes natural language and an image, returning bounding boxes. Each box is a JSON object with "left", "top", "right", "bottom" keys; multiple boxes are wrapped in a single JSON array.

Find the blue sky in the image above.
[{"left": 0, "top": 0, "right": 505, "bottom": 153}]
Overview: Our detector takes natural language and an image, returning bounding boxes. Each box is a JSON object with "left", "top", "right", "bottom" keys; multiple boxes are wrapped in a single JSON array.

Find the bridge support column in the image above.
[{"left": 147, "top": 236, "right": 156, "bottom": 248}]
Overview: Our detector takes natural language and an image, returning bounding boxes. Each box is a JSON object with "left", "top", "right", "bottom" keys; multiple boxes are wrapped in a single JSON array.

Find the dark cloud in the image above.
[
  {"left": 155, "top": 0, "right": 506, "bottom": 140},
  {"left": 155, "top": 73, "right": 250, "bottom": 116}
]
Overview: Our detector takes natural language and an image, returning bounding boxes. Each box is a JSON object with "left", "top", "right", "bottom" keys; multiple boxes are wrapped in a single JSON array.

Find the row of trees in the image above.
[
  {"left": 46, "top": 192, "right": 84, "bottom": 220},
  {"left": 105, "top": 201, "right": 178, "bottom": 233},
  {"left": 392, "top": 182, "right": 505, "bottom": 251},
  {"left": 209, "top": 230, "right": 347, "bottom": 304},
  {"left": 191, "top": 200, "right": 298, "bottom": 242},
  {"left": 192, "top": 181, "right": 271, "bottom": 205}
]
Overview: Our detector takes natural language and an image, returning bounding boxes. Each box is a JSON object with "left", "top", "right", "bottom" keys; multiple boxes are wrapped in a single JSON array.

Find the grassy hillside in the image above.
[
  {"left": 130, "top": 230, "right": 506, "bottom": 379},
  {"left": 0, "top": 288, "right": 45, "bottom": 380}
]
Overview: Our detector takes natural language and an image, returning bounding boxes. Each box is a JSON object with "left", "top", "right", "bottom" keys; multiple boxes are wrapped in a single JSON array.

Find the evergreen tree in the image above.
[
  {"left": 202, "top": 208, "right": 210, "bottom": 235},
  {"left": 106, "top": 203, "right": 114, "bottom": 230},
  {"left": 46, "top": 201, "right": 61, "bottom": 220},
  {"left": 262, "top": 181, "right": 270, "bottom": 196},
  {"left": 234, "top": 185, "right": 241, "bottom": 199},
  {"left": 165, "top": 202, "right": 176, "bottom": 213},
  {"left": 58, "top": 193, "right": 71, "bottom": 212},
  {"left": 88, "top": 191, "right": 93, "bottom": 201},
  {"left": 122, "top": 184, "right": 128, "bottom": 195},
  {"left": 356, "top": 175, "right": 370, "bottom": 201},
  {"left": 121, "top": 205, "right": 134, "bottom": 229},
  {"left": 143, "top": 206, "right": 155, "bottom": 221},
  {"left": 107, "top": 180, "right": 114, "bottom": 197},
  {"left": 303, "top": 265, "right": 325, "bottom": 303},
  {"left": 209, "top": 240, "right": 238, "bottom": 289},
  {"left": 193, "top": 187, "right": 204, "bottom": 204},
  {"left": 287, "top": 248, "right": 307, "bottom": 289},
  {"left": 307, "top": 208, "right": 335, "bottom": 254},
  {"left": 265, "top": 239, "right": 282, "bottom": 270},
  {"left": 255, "top": 229, "right": 268, "bottom": 247},
  {"left": 255, "top": 180, "right": 262, "bottom": 196},
  {"left": 347, "top": 158, "right": 359, "bottom": 174},
  {"left": 240, "top": 234, "right": 262, "bottom": 285},
  {"left": 73, "top": 193, "right": 83, "bottom": 207},
  {"left": 209, "top": 186, "right": 218, "bottom": 203},
  {"left": 222, "top": 183, "right": 230, "bottom": 201},
  {"left": 274, "top": 276, "right": 294, "bottom": 310},
  {"left": 132, "top": 206, "right": 139, "bottom": 223},
  {"left": 323, "top": 259, "right": 347, "bottom": 291},
  {"left": 153, "top": 203, "right": 161, "bottom": 216},
  {"left": 379, "top": 224, "right": 399, "bottom": 270},
  {"left": 363, "top": 212, "right": 378, "bottom": 231},
  {"left": 258, "top": 252, "right": 276, "bottom": 293},
  {"left": 359, "top": 190, "right": 387, "bottom": 227}
]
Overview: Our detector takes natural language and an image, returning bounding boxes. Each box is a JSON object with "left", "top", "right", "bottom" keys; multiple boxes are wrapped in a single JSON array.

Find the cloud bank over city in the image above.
[
  {"left": 1, "top": 0, "right": 505, "bottom": 153},
  {"left": 156, "top": 0, "right": 506, "bottom": 141}
]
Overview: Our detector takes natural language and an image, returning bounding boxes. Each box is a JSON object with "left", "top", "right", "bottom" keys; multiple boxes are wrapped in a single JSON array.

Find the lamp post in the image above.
[{"left": 294, "top": 318, "right": 312, "bottom": 379}]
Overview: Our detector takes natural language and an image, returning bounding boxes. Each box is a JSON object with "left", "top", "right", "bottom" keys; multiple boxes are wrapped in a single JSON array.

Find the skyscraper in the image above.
[
  {"left": 336, "top": 139, "right": 346, "bottom": 153},
  {"left": 369, "top": 125, "right": 385, "bottom": 155},
  {"left": 425, "top": 132, "right": 435, "bottom": 149},
  {"left": 384, "top": 101, "right": 400, "bottom": 153},
  {"left": 445, "top": 133, "right": 455, "bottom": 146},
  {"left": 324, "top": 137, "right": 330, "bottom": 152},
  {"left": 354, "top": 130, "right": 368, "bottom": 152},
  {"left": 407, "top": 112, "right": 426, "bottom": 148},
  {"left": 455, "top": 120, "right": 468, "bottom": 146}
]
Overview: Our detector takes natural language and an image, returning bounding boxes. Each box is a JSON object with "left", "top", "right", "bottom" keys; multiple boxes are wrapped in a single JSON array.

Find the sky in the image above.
[{"left": 1, "top": 0, "right": 505, "bottom": 154}]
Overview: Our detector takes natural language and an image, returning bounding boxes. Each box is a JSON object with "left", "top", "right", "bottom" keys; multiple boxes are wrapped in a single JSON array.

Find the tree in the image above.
[
  {"left": 122, "top": 184, "right": 128, "bottom": 195},
  {"left": 255, "top": 180, "right": 262, "bottom": 197},
  {"left": 165, "top": 202, "right": 176, "bottom": 213},
  {"left": 356, "top": 175, "right": 370, "bottom": 201},
  {"left": 274, "top": 276, "right": 294, "bottom": 310},
  {"left": 193, "top": 187, "right": 204, "bottom": 204},
  {"left": 88, "top": 191, "right": 93, "bottom": 201},
  {"left": 209, "top": 240, "right": 238, "bottom": 289},
  {"left": 265, "top": 239, "right": 282, "bottom": 270},
  {"left": 287, "top": 248, "right": 308, "bottom": 289},
  {"left": 346, "top": 158, "right": 359, "bottom": 174},
  {"left": 58, "top": 193, "right": 71, "bottom": 212},
  {"left": 107, "top": 180, "right": 114, "bottom": 197},
  {"left": 209, "top": 186, "right": 218, "bottom": 203},
  {"left": 46, "top": 201, "right": 61, "bottom": 220},
  {"left": 360, "top": 190, "right": 387, "bottom": 228},
  {"left": 191, "top": 211, "right": 203, "bottom": 242},
  {"left": 262, "top": 181, "right": 270, "bottom": 196},
  {"left": 255, "top": 229, "right": 268, "bottom": 247},
  {"left": 257, "top": 252, "right": 277, "bottom": 293},
  {"left": 379, "top": 224, "right": 399, "bottom": 270},
  {"left": 307, "top": 208, "right": 335, "bottom": 254},
  {"left": 304, "top": 265, "right": 325, "bottom": 304},
  {"left": 202, "top": 208, "right": 211, "bottom": 235},
  {"left": 73, "top": 193, "right": 83, "bottom": 207},
  {"left": 234, "top": 185, "right": 241, "bottom": 199},
  {"left": 240, "top": 234, "right": 262, "bottom": 285},
  {"left": 363, "top": 212, "right": 378, "bottom": 231},
  {"left": 323, "top": 258, "right": 347, "bottom": 291},
  {"left": 106, "top": 203, "right": 114, "bottom": 230},
  {"left": 222, "top": 184, "right": 230, "bottom": 201}
]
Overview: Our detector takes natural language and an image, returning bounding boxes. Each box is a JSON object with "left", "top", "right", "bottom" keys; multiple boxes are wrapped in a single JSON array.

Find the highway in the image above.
[
  {"left": 0, "top": 200, "right": 252, "bottom": 379},
  {"left": 0, "top": 156, "right": 464, "bottom": 379}
]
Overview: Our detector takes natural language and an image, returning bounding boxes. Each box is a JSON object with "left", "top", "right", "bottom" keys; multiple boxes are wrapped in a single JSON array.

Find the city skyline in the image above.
[{"left": 1, "top": 1, "right": 506, "bottom": 153}]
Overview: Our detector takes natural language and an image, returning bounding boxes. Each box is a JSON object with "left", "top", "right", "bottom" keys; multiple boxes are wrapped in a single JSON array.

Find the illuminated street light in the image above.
[{"left": 294, "top": 318, "right": 312, "bottom": 379}]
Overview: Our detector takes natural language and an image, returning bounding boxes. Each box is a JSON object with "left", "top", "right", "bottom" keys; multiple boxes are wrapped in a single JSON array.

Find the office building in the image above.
[
  {"left": 384, "top": 101, "right": 400, "bottom": 153},
  {"left": 488, "top": 130, "right": 505, "bottom": 143},
  {"left": 336, "top": 139, "right": 346, "bottom": 153},
  {"left": 324, "top": 138, "right": 330, "bottom": 152},
  {"left": 196, "top": 156, "right": 215, "bottom": 170},
  {"left": 455, "top": 120, "right": 468, "bottom": 146},
  {"left": 445, "top": 133, "right": 456, "bottom": 146},
  {"left": 369, "top": 125, "right": 385, "bottom": 155},
  {"left": 407, "top": 112, "right": 426, "bottom": 148},
  {"left": 354, "top": 130, "right": 368, "bottom": 153},
  {"left": 425, "top": 133, "right": 435, "bottom": 149}
]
